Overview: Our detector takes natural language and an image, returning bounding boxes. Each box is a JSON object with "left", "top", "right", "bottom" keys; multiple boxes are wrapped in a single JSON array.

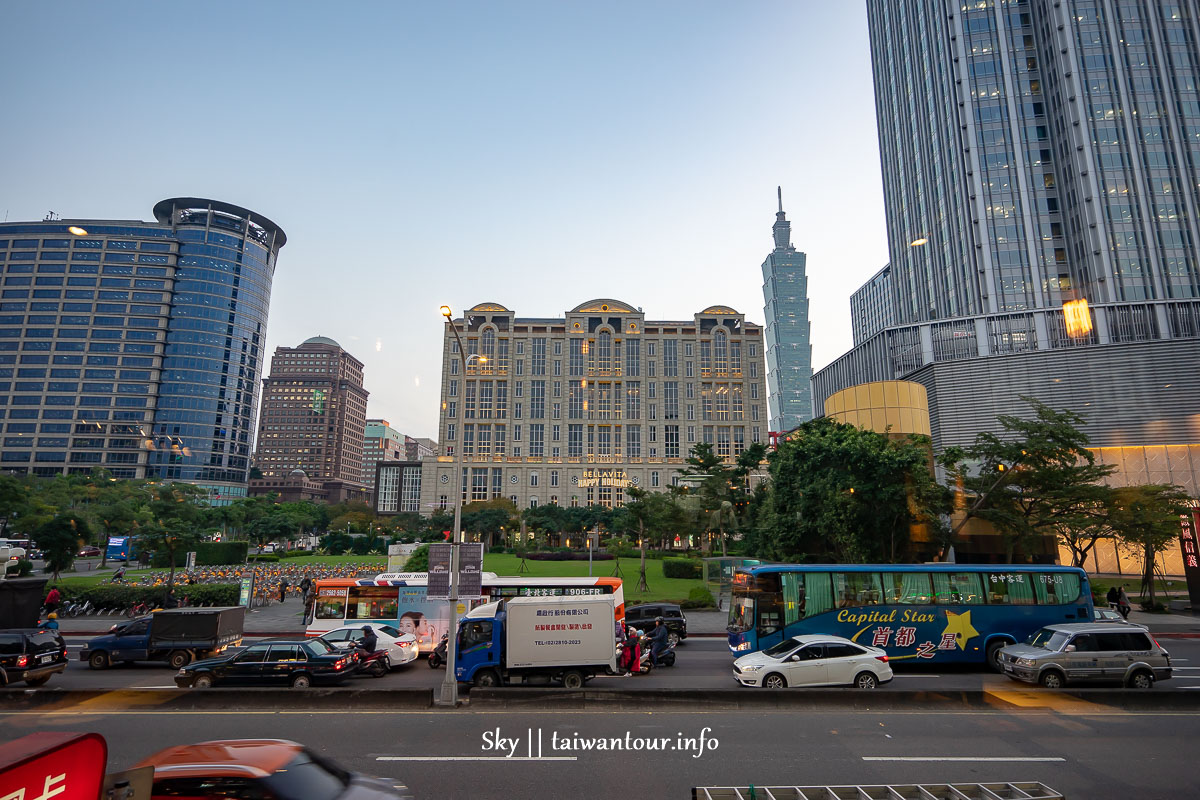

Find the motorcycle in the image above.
[
  {"left": 428, "top": 633, "right": 449, "bottom": 669},
  {"left": 637, "top": 635, "right": 676, "bottom": 672},
  {"left": 354, "top": 647, "right": 391, "bottom": 678}
]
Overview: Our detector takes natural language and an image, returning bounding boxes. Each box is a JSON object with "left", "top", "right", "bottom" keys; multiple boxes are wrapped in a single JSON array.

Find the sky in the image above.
[{"left": 0, "top": 1, "right": 889, "bottom": 441}]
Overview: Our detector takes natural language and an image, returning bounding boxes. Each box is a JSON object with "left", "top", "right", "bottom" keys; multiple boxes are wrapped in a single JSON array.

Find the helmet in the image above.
[
  {"left": 655, "top": 616, "right": 664, "bottom": 624},
  {"left": 48, "top": 613, "right": 57, "bottom": 619},
  {"left": 362, "top": 625, "right": 372, "bottom": 633}
]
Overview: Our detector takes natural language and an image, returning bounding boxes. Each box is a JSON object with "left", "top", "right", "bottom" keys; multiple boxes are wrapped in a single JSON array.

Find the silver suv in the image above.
[{"left": 999, "top": 622, "right": 1170, "bottom": 689}]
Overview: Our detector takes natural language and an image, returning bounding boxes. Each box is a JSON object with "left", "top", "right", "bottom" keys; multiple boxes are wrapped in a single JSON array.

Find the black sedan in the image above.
[{"left": 175, "top": 638, "right": 359, "bottom": 689}]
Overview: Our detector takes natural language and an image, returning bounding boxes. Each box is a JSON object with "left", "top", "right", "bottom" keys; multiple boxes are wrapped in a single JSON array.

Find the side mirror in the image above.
[
  {"left": 788, "top": 654, "right": 801, "bottom": 662},
  {"left": 1065, "top": 645, "right": 1076, "bottom": 652}
]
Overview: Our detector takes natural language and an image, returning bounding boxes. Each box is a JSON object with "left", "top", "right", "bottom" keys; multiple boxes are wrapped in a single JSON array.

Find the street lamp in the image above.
[{"left": 437, "top": 304, "right": 486, "bottom": 706}]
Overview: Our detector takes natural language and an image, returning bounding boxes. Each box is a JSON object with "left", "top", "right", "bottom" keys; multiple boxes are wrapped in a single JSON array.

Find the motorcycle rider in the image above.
[
  {"left": 648, "top": 616, "right": 670, "bottom": 667},
  {"left": 360, "top": 625, "right": 379, "bottom": 655}
]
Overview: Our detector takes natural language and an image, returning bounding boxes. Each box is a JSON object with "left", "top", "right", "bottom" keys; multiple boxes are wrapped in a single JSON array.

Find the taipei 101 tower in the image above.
[{"left": 761, "top": 187, "right": 813, "bottom": 433}]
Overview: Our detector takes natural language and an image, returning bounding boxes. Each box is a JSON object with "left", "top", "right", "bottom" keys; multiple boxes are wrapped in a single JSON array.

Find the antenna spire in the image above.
[{"left": 777, "top": 186, "right": 782, "bottom": 214}]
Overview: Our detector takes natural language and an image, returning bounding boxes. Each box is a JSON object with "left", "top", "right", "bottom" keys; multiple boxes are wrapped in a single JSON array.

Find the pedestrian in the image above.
[
  {"left": 300, "top": 574, "right": 312, "bottom": 596},
  {"left": 303, "top": 587, "right": 315, "bottom": 625},
  {"left": 1106, "top": 585, "right": 1119, "bottom": 610},
  {"left": 44, "top": 586, "right": 61, "bottom": 616},
  {"left": 623, "top": 626, "right": 641, "bottom": 676},
  {"left": 164, "top": 590, "right": 179, "bottom": 609},
  {"left": 1118, "top": 585, "right": 1132, "bottom": 620},
  {"left": 279, "top": 577, "right": 289, "bottom": 603}
]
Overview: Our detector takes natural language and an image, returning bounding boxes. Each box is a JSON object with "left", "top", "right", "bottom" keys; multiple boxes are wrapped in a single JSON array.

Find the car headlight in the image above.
[
  {"left": 739, "top": 664, "right": 763, "bottom": 672},
  {"left": 1015, "top": 658, "right": 1036, "bottom": 668},
  {"left": 176, "top": 669, "right": 187, "bottom": 676}
]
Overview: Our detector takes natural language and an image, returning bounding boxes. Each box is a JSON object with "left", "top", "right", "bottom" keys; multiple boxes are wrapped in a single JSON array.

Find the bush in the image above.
[
  {"left": 681, "top": 586, "right": 716, "bottom": 609},
  {"left": 663, "top": 558, "right": 702, "bottom": 579},
  {"left": 525, "top": 551, "right": 615, "bottom": 561},
  {"left": 5, "top": 559, "right": 33, "bottom": 577},
  {"left": 404, "top": 544, "right": 430, "bottom": 572}
]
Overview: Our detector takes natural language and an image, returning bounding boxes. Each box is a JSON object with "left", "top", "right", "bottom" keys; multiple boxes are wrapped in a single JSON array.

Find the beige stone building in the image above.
[{"left": 415, "top": 299, "right": 768, "bottom": 513}]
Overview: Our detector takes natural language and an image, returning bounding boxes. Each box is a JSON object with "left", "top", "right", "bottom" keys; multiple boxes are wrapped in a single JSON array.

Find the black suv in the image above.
[
  {"left": 0, "top": 629, "right": 68, "bottom": 688},
  {"left": 625, "top": 603, "right": 687, "bottom": 644},
  {"left": 175, "top": 637, "right": 359, "bottom": 689}
]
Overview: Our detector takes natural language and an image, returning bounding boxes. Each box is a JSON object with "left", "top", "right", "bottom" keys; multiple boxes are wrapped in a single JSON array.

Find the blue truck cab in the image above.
[{"left": 82, "top": 606, "right": 245, "bottom": 671}]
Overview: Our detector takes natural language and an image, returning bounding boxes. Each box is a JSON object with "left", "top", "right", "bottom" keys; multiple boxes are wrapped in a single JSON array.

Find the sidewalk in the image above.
[{"left": 51, "top": 596, "right": 311, "bottom": 636}]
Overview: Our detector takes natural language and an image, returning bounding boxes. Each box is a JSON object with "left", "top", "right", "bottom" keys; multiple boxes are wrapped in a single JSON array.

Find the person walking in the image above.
[
  {"left": 1118, "top": 585, "right": 1133, "bottom": 620},
  {"left": 44, "top": 587, "right": 61, "bottom": 616},
  {"left": 278, "top": 578, "right": 289, "bottom": 603}
]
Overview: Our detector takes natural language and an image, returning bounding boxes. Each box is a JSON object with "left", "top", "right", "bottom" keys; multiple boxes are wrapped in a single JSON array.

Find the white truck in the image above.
[{"left": 454, "top": 595, "right": 619, "bottom": 689}]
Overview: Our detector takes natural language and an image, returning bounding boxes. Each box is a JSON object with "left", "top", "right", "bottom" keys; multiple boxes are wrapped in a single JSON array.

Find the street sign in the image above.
[
  {"left": 238, "top": 576, "right": 254, "bottom": 607},
  {"left": 459, "top": 543, "right": 484, "bottom": 599},
  {"left": 427, "top": 543, "right": 453, "bottom": 599},
  {"left": 185, "top": 551, "right": 197, "bottom": 571}
]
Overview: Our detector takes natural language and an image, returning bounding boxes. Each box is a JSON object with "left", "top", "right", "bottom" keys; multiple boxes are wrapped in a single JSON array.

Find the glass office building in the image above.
[
  {"left": 0, "top": 198, "right": 285, "bottom": 502},
  {"left": 761, "top": 190, "right": 813, "bottom": 432}
]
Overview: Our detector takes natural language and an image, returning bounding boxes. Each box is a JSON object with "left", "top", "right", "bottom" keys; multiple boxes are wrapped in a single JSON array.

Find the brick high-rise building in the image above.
[{"left": 253, "top": 336, "right": 369, "bottom": 487}]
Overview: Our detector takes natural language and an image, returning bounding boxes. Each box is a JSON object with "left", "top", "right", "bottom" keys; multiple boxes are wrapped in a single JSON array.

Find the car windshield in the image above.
[
  {"left": 762, "top": 639, "right": 800, "bottom": 658},
  {"left": 303, "top": 639, "right": 335, "bottom": 657},
  {"left": 1025, "top": 628, "right": 1071, "bottom": 651},
  {"left": 261, "top": 751, "right": 348, "bottom": 800}
]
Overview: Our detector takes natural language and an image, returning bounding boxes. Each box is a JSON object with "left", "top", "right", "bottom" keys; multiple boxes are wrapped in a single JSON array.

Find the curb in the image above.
[{"left": 0, "top": 687, "right": 436, "bottom": 710}]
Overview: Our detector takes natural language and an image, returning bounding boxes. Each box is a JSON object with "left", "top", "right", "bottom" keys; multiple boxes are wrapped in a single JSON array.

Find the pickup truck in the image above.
[
  {"left": 455, "top": 596, "right": 619, "bottom": 689},
  {"left": 82, "top": 606, "right": 246, "bottom": 670}
]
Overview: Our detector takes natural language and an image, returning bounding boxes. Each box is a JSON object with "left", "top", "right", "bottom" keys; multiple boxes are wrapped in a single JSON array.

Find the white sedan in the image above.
[
  {"left": 319, "top": 624, "right": 419, "bottom": 666},
  {"left": 733, "top": 634, "right": 893, "bottom": 689}
]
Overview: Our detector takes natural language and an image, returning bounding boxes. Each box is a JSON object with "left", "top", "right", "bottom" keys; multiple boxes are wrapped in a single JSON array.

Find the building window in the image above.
[{"left": 651, "top": 471, "right": 659, "bottom": 488}]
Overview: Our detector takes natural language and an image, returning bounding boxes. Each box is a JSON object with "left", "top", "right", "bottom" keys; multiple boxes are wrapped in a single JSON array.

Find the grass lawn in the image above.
[
  {"left": 482, "top": 554, "right": 706, "bottom": 605},
  {"left": 277, "top": 553, "right": 388, "bottom": 565}
]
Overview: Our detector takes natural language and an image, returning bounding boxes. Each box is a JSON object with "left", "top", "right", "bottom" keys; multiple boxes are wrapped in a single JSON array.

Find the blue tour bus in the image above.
[
  {"left": 105, "top": 536, "right": 137, "bottom": 562},
  {"left": 727, "top": 563, "right": 1093, "bottom": 670}
]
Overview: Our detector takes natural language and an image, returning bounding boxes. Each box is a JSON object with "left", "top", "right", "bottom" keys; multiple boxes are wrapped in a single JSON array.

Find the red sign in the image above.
[{"left": 0, "top": 733, "right": 108, "bottom": 800}]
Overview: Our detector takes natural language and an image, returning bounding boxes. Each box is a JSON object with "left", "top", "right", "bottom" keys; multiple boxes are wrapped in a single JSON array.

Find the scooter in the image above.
[
  {"left": 355, "top": 647, "right": 391, "bottom": 678},
  {"left": 640, "top": 636, "right": 676, "bottom": 670},
  {"left": 428, "top": 633, "right": 449, "bottom": 669}
]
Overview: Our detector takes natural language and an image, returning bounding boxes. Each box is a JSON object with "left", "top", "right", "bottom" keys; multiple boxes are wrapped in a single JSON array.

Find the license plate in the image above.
[
  {"left": 39, "top": 654, "right": 53, "bottom": 664},
  {"left": 1003, "top": 665, "right": 1014, "bottom": 673}
]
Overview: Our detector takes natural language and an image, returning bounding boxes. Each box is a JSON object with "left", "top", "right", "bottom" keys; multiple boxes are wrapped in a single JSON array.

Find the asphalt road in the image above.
[
  {"left": 5, "top": 701, "right": 1198, "bottom": 799},
  {"left": 46, "top": 635, "right": 1200, "bottom": 692}
]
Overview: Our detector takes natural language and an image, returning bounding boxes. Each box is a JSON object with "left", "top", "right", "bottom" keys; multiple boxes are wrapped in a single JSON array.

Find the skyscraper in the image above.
[
  {"left": 253, "top": 337, "right": 369, "bottom": 487},
  {"left": 761, "top": 188, "right": 813, "bottom": 432},
  {"left": 814, "top": 1, "right": 1200, "bottom": 501},
  {"left": 0, "top": 198, "right": 285, "bottom": 503},
  {"left": 850, "top": 264, "right": 893, "bottom": 346}
]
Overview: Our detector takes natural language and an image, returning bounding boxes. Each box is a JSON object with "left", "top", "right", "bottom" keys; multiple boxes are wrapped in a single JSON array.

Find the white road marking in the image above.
[
  {"left": 131, "top": 685, "right": 180, "bottom": 689},
  {"left": 377, "top": 756, "right": 576, "bottom": 762},
  {"left": 863, "top": 756, "right": 1066, "bottom": 762}
]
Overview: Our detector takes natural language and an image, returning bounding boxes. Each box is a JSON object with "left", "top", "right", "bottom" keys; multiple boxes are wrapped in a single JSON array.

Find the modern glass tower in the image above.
[
  {"left": 0, "top": 198, "right": 285, "bottom": 502},
  {"left": 867, "top": 0, "right": 1200, "bottom": 323},
  {"left": 761, "top": 188, "right": 813, "bottom": 432}
]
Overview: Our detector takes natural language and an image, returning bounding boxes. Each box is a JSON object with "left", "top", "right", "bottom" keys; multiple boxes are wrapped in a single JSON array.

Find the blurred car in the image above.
[
  {"left": 625, "top": 603, "right": 687, "bottom": 645},
  {"left": 999, "top": 622, "right": 1170, "bottom": 688},
  {"left": 733, "top": 634, "right": 893, "bottom": 689},
  {"left": 1093, "top": 607, "right": 1148, "bottom": 628},
  {"left": 175, "top": 637, "right": 358, "bottom": 689},
  {"left": 135, "top": 739, "right": 412, "bottom": 800},
  {"left": 0, "top": 628, "right": 68, "bottom": 687},
  {"left": 320, "top": 623, "right": 418, "bottom": 666},
  {"left": 77, "top": 545, "right": 101, "bottom": 557}
]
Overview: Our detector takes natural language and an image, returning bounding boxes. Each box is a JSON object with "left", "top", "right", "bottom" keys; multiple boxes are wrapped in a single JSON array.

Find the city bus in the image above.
[
  {"left": 306, "top": 573, "right": 626, "bottom": 653},
  {"left": 727, "top": 564, "right": 1093, "bottom": 669},
  {"left": 106, "top": 536, "right": 138, "bottom": 562}
]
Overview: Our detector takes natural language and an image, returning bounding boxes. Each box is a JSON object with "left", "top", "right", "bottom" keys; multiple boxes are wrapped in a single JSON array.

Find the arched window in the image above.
[{"left": 481, "top": 328, "right": 496, "bottom": 366}]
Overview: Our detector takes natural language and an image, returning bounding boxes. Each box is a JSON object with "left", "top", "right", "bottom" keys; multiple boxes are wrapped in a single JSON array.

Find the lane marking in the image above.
[
  {"left": 890, "top": 675, "right": 942, "bottom": 679},
  {"left": 863, "top": 756, "right": 1066, "bottom": 762},
  {"left": 378, "top": 756, "right": 576, "bottom": 762},
  {"left": 131, "top": 685, "right": 180, "bottom": 689}
]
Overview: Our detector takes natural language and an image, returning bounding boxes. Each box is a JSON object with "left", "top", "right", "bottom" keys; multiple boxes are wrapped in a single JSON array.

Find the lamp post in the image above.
[{"left": 437, "top": 305, "right": 486, "bottom": 706}]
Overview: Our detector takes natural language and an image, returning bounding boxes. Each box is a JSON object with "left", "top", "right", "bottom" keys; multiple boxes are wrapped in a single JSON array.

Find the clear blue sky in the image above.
[{"left": 0, "top": 1, "right": 888, "bottom": 440}]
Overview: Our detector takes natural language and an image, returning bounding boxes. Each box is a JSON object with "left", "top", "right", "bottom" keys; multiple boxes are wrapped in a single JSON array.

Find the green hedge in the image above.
[
  {"left": 681, "top": 586, "right": 716, "bottom": 609},
  {"left": 151, "top": 541, "right": 249, "bottom": 567},
  {"left": 662, "top": 557, "right": 702, "bottom": 579},
  {"left": 56, "top": 583, "right": 240, "bottom": 609}
]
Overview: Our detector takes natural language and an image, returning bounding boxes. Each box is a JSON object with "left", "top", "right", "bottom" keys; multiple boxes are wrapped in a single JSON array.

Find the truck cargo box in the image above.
[
  {"left": 503, "top": 596, "right": 616, "bottom": 670},
  {"left": 149, "top": 607, "right": 245, "bottom": 646}
]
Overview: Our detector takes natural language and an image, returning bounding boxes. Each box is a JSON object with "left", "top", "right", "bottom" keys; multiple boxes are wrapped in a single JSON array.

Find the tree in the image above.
[
  {"left": 749, "top": 417, "right": 947, "bottom": 563},
  {"left": 678, "top": 442, "right": 767, "bottom": 555},
  {"left": 136, "top": 483, "right": 207, "bottom": 599},
  {"left": 33, "top": 513, "right": 90, "bottom": 581},
  {"left": 1109, "top": 484, "right": 1192, "bottom": 609},
  {"left": 943, "top": 398, "right": 1117, "bottom": 562},
  {"left": 618, "top": 488, "right": 683, "bottom": 592}
]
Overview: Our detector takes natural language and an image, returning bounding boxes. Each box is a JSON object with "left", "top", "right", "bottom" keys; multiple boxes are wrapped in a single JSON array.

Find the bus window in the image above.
[
  {"left": 987, "top": 573, "right": 1036, "bottom": 604},
  {"left": 346, "top": 587, "right": 399, "bottom": 620},
  {"left": 799, "top": 573, "right": 834, "bottom": 618},
  {"left": 315, "top": 595, "right": 346, "bottom": 620},
  {"left": 883, "top": 572, "right": 933, "bottom": 604},
  {"left": 781, "top": 573, "right": 803, "bottom": 626},
  {"left": 834, "top": 572, "right": 883, "bottom": 607},
  {"left": 932, "top": 572, "right": 984, "bottom": 605},
  {"left": 1035, "top": 572, "right": 1080, "bottom": 604}
]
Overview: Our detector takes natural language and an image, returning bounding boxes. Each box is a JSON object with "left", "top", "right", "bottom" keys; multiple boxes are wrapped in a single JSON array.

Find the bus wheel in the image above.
[{"left": 985, "top": 641, "right": 1008, "bottom": 673}]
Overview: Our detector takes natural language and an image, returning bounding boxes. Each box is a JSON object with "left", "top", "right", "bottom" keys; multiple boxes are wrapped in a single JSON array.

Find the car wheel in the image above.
[
  {"left": 474, "top": 669, "right": 501, "bottom": 688},
  {"left": 986, "top": 640, "right": 1008, "bottom": 673},
  {"left": 562, "top": 670, "right": 585, "bottom": 690},
  {"left": 88, "top": 651, "right": 109, "bottom": 670},
  {"left": 763, "top": 673, "right": 787, "bottom": 689},
  {"left": 1039, "top": 670, "right": 1065, "bottom": 689},
  {"left": 168, "top": 650, "right": 192, "bottom": 670},
  {"left": 1127, "top": 669, "right": 1154, "bottom": 690},
  {"left": 193, "top": 674, "right": 214, "bottom": 689},
  {"left": 668, "top": 632, "right": 680, "bottom": 647},
  {"left": 291, "top": 674, "right": 312, "bottom": 689},
  {"left": 24, "top": 675, "right": 52, "bottom": 688},
  {"left": 854, "top": 672, "right": 879, "bottom": 689}
]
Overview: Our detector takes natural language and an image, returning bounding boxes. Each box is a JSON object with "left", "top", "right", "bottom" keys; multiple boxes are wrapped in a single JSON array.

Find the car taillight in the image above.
[
  {"left": 16, "top": 655, "right": 29, "bottom": 668},
  {"left": 334, "top": 658, "right": 346, "bottom": 670},
  {"left": 875, "top": 655, "right": 889, "bottom": 663}
]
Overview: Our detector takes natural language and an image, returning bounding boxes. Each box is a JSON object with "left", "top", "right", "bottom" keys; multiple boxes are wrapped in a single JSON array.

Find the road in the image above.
[
  {"left": 45, "top": 635, "right": 1200, "bottom": 691},
  {"left": 4, "top": 699, "right": 1198, "bottom": 799}
]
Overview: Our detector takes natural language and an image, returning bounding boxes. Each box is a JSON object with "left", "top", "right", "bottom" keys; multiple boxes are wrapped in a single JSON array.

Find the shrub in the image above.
[
  {"left": 662, "top": 558, "right": 702, "bottom": 579},
  {"left": 404, "top": 544, "right": 430, "bottom": 572},
  {"left": 6, "top": 559, "right": 33, "bottom": 577},
  {"left": 246, "top": 554, "right": 280, "bottom": 563},
  {"left": 525, "top": 551, "right": 615, "bottom": 561},
  {"left": 681, "top": 586, "right": 716, "bottom": 609}
]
